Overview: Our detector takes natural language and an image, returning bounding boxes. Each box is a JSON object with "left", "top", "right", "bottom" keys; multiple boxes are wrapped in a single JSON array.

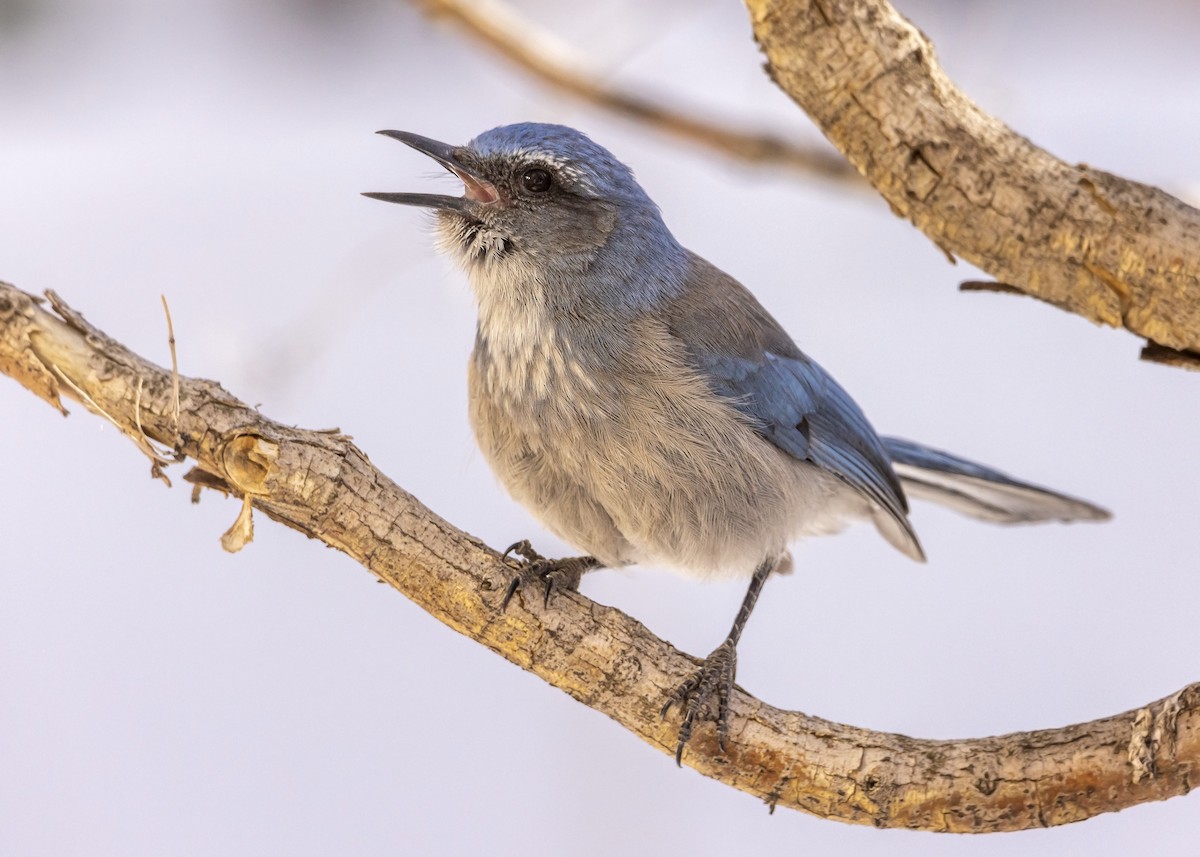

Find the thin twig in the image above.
[
  {"left": 412, "top": 0, "right": 857, "bottom": 181},
  {"left": 160, "top": 294, "right": 182, "bottom": 449},
  {"left": 134, "top": 377, "right": 173, "bottom": 486},
  {"left": 50, "top": 361, "right": 174, "bottom": 483},
  {"left": 1140, "top": 342, "right": 1200, "bottom": 372}
]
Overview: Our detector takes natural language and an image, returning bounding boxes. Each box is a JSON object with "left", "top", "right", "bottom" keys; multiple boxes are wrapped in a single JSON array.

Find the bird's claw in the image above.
[
  {"left": 499, "top": 539, "right": 592, "bottom": 610},
  {"left": 660, "top": 639, "right": 738, "bottom": 766}
]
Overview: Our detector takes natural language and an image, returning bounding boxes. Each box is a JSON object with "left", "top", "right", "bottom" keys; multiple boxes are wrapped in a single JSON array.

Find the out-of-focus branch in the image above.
[
  {"left": 2, "top": 279, "right": 1197, "bottom": 830},
  {"left": 746, "top": 0, "right": 1200, "bottom": 363},
  {"left": 412, "top": 0, "right": 857, "bottom": 181}
]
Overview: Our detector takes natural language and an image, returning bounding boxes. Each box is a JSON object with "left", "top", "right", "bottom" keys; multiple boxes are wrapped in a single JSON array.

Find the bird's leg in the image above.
[
  {"left": 661, "top": 556, "right": 775, "bottom": 766},
  {"left": 500, "top": 539, "right": 601, "bottom": 610}
]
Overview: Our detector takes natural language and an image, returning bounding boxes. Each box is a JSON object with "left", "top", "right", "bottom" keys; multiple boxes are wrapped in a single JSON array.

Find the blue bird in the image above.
[{"left": 366, "top": 123, "right": 1108, "bottom": 765}]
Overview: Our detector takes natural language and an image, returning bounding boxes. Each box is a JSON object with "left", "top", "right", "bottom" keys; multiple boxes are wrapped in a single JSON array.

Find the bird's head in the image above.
[{"left": 366, "top": 123, "right": 665, "bottom": 275}]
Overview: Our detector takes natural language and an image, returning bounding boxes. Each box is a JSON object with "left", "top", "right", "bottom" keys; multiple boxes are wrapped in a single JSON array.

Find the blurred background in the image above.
[{"left": 2, "top": 0, "right": 1198, "bottom": 854}]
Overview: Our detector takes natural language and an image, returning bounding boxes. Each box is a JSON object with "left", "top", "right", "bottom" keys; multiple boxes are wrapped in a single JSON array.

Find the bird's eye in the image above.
[{"left": 521, "top": 168, "right": 553, "bottom": 194}]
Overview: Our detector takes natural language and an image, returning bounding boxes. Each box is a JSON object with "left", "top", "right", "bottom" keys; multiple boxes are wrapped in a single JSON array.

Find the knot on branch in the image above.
[
  {"left": 1128, "top": 688, "right": 1188, "bottom": 784},
  {"left": 222, "top": 432, "right": 280, "bottom": 494}
]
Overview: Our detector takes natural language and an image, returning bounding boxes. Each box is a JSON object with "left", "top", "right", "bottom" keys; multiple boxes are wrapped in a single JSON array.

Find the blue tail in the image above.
[{"left": 881, "top": 437, "right": 1110, "bottom": 524}]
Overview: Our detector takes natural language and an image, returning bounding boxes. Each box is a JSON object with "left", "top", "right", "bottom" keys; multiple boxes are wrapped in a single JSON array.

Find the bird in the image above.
[{"left": 365, "top": 123, "right": 1109, "bottom": 765}]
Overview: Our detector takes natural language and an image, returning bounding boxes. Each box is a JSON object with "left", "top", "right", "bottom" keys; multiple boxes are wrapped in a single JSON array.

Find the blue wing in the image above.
[
  {"left": 696, "top": 348, "right": 911, "bottom": 532},
  {"left": 664, "top": 252, "right": 920, "bottom": 557}
]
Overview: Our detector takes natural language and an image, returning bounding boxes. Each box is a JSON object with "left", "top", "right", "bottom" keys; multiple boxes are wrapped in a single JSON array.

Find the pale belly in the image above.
[{"left": 466, "top": 349, "right": 865, "bottom": 579}]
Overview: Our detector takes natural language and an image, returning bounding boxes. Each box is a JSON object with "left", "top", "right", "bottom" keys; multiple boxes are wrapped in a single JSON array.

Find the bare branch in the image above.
[
  {"left": 413, "top": 0, "right": 857, "bottom": 181},
  {"left": 1, "top": 279, "right": 1195, "bottom": 830},
  {"left": 745, "top": 0, "right": 1200, "bottom": 363}
]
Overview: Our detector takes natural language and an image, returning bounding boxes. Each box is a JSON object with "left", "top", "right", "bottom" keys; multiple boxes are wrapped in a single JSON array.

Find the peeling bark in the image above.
[
  {"left": 0, "top": 280, "right": 1196, "bottom": 829},
  {"left": 745, "top": 0, "right": 1200, "bottom": 360}
]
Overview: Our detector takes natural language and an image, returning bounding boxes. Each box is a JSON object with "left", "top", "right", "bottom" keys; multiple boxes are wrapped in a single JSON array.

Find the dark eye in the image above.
[{"left": 521, "top": 167, "right": 553, "bottom": 194}]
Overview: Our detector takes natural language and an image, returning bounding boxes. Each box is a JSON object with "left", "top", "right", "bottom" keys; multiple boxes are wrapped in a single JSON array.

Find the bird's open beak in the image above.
[{"left": 363, "top": 130, "right": 499, "bottom": 212}]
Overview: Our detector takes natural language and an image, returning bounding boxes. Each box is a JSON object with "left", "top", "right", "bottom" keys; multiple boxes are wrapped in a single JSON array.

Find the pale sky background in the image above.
[{"left": 2, "top": 0, "right": 1198, "bottom": 854}]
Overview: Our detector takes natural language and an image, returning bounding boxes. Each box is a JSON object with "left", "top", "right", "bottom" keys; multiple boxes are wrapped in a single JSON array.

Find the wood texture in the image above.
[
  {"left": 746, "top": 0, "right": 1200, "bottom": 358},
  {"left": 1, "top": 280, "right": 1195, "bottom": 830}
]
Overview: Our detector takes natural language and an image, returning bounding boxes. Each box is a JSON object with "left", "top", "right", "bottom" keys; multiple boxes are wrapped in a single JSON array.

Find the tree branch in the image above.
[
  {"left": 2, "top": 279, "right": 1196, "bottom": 829},
  {"left": 745, "top": 0, "right": 1200, "bottom": 361},
  {"left": 412, "top": 0, "right": 857, "bottom": 181}
]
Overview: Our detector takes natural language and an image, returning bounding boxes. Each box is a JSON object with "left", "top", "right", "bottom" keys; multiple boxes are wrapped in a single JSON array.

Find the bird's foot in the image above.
[
  {"left": 660, "top": 638, "right": 738, "bottom": 766},
  {"left": 499, "top": 539, "right": 599, "bottom": 610}
]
